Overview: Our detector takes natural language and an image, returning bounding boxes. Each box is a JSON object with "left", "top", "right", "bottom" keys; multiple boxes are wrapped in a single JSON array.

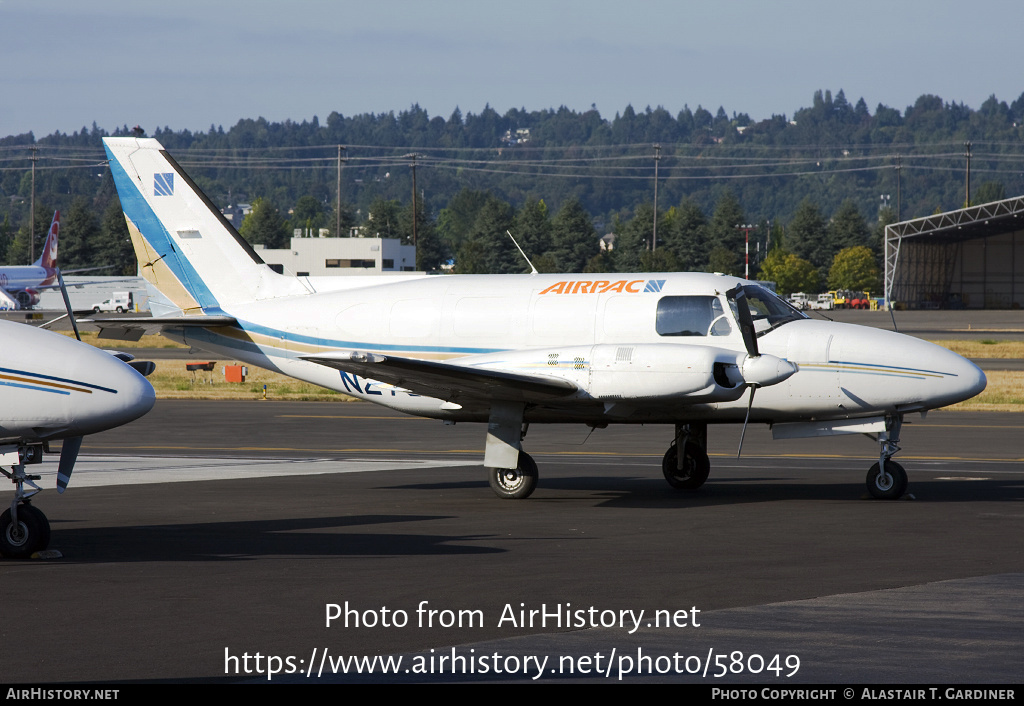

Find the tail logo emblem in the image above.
[{"left": 154, "top": 173, "right": 174, "bottom": 196}]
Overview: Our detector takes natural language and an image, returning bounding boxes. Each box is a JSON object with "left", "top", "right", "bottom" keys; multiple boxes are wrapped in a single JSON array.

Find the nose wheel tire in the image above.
[
  {"left": 0, "top": 504, "right": 50, "bottom": 559},
  {"left": 866, "top": 460, "right": 907, "bottom": 500},
  {"left": 488, "top": 452, "right": 538, "bottom": 499},
  {"left": 662, "top": 441, "right": 711, "bottom": 490}
]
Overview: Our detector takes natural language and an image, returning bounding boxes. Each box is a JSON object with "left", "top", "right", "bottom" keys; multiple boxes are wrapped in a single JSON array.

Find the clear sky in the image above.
[{"left": 2, "top": 0, "right": 1022, "bottom": 138}]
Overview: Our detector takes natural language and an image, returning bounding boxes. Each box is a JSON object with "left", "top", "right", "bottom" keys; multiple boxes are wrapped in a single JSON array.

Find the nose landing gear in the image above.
[
  {"left": 662, "top": 423, "right": 711, "bottom": 491},
  {"left": 867, "top": 415, "right": 907, "bottom": 500}
]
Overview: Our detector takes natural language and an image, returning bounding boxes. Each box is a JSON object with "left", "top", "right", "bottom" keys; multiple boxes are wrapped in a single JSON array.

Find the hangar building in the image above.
[{"left": 884, "top": 196, "right": 1024, "bottom": 309}]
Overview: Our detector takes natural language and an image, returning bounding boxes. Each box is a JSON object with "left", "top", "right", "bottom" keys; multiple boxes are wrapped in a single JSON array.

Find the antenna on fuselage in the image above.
[{"left": 506, "top": 230, "right": 538, "bottom": 275}]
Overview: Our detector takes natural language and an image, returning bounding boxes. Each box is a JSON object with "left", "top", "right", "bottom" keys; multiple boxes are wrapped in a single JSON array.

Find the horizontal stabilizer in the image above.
[
  {"left": 302, "top": 351, "right": 578, "bottom": 404},
  {"left": 85, "top": 315, "right": 237, "bottom": 341}
]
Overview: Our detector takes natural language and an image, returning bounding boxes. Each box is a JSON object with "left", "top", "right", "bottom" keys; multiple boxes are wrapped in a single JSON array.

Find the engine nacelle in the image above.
[
  {"left": 587, "top": 343, "right": 746, "bottom": 402},
  {"left": 15, "top": 289, "right": 40, "bottom": 309}
]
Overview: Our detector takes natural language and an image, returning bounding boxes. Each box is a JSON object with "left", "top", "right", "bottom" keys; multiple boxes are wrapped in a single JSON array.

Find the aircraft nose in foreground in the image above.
[{"left": 71, "top": 353, "right": 156, "bottom": 436}]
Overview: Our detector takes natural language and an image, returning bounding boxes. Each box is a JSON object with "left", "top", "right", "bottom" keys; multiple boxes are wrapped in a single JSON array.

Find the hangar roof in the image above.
[{"left": 887, "top": 195, "right": 1024, "bottom": 244}]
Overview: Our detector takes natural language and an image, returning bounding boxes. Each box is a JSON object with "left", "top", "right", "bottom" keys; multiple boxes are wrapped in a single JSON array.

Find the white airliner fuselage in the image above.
[{"left": 0, "top": 212, "right": 60, "bottom": 309}]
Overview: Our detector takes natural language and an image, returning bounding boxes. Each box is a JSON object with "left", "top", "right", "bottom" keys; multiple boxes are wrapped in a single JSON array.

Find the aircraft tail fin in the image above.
[
  {"left": 102, "top": 137, "right": 307, "bottom": 315},
  {"left": 33, "top": 211, "right": 59, "bottom": 268}
]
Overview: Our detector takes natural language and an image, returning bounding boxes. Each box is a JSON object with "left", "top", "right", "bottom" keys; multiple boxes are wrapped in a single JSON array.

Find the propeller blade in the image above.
[
  {"left": 736, "top": 386, "right": 756, "bottom": 458},
  {"left": 728, "top": 286, "right": 759, "bottom": 358},
  {"left": 56, "top": 269, "right": 82, "bottom": 342},
  {"left": 56, "top": 435, "right": 83, "bottom": 493}
]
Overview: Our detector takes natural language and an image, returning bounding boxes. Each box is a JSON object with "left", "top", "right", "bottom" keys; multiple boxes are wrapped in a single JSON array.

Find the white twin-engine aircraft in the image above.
[
  {"left": 1, "top": 321, "right": 155, "bottom": 558},
  {"left": 97, "top": 137, "right": 986, "bottom": 501}
]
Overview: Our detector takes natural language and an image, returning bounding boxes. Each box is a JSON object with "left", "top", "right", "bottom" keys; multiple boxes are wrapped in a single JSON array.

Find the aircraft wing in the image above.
[
  {"left": 84, "top": 315, "right": 238, "bottom": 341},
  {"left": 302, "top": 351, "right": 579, "bottom": 404}
]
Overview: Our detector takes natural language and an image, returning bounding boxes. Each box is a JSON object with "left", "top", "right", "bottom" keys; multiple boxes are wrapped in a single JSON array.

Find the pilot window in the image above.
[{"left": 656, "top": 296, "right": 732, "bottom": 337}]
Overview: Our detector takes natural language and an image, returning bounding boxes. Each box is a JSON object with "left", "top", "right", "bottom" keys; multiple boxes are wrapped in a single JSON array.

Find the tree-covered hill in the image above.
[{"left": 2, "top": 89, "right": 1023, "bottom": 282}]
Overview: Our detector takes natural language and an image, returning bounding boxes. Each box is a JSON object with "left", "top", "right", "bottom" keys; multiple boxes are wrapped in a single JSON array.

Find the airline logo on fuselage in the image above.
[{"left": 539, "top": 279, "right": 666, "bottom": 295}]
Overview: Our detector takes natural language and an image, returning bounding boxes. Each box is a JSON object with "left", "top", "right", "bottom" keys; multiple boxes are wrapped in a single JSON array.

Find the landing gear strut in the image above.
[
  {"left": 0, "top": 449, "right": 50, "bottom": 558},
  {"left": 663, "top": 423, "right": 710, "bottom": 490},
  {"left": 484, "top": 402, "right": 539, "bottom": 499},
  {"left": 866, "top": 415, "right": 908, "bottom": 500}
]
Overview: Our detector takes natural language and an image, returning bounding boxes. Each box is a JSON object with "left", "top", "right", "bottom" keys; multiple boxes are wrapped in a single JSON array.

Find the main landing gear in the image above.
[
  {"left": 488, "top": 451, "right": 538, "bottom": 500},
  {"left": 662, "top": 423, "right": 711, "bottom": 490},
  {"left": 1, "top": 448, "right": 51, "bottom": 558},
  {"left": 866, "top": 415, "right": 908, "bottom": 500}
]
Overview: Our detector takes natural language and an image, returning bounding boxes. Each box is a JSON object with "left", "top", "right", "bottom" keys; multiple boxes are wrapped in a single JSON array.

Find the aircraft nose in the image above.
[
  {"left": 107, "top": 363, "right": 156, "bottom": 427},
  {"left": 71, "top": 357, "right": 156, "bottom": 435},
  {"left": 943, "top": 351, "right": 987, "bottom": 406}
]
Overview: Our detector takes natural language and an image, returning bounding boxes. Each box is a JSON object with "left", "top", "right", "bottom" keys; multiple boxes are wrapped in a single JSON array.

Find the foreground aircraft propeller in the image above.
[{"left": 92, "top": 136, "right": 987, "bottom": 504}]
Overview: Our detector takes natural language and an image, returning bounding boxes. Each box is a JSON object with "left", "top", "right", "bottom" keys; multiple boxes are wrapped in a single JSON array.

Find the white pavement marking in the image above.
[{"left": 4, "top": 455, "right": 481, "bottom": 490}]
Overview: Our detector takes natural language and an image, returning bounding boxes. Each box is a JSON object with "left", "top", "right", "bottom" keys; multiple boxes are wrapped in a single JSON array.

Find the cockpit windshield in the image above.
[{"left": 728, "top": 284, "right": 807, "bottom": 336}]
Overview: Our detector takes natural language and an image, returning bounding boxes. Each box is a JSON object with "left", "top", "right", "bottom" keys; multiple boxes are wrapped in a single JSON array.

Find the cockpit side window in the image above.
[{"left": 656, "top": 296, "right": 731, "bottom": 337}]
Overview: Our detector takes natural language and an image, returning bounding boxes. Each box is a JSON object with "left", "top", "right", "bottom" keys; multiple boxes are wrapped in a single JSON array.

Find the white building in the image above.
[{"left": 253, "top": 236, "right": 418, "bottom": 276}]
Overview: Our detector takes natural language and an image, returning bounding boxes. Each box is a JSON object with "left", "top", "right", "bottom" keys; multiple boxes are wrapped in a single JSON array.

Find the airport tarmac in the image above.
[{"left": 3, "top": 400, "right": 1022, "bottom": 683}]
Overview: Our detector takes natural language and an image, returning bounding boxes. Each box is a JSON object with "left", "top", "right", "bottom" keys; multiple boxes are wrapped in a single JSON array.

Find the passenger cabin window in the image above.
[{"left": 656, "top": 296, "right": 732, "bottom": 337}]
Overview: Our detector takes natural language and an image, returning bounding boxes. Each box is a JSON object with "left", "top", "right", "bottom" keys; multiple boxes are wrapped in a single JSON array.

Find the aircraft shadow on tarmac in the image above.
[
  {"left": 48, "top": 514, "right": 505, "bottom": 563},
  {"left": 381, "top": 469, "right": 1023, "bottom": 509}
]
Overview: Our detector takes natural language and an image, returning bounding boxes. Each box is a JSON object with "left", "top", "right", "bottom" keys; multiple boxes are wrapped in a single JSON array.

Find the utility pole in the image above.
[
  {"left": 896, "top": 154, "right": 901, "bottom": 221},
  {"left": 652, "top": 144, "right": 661, "bottom": 251},
  {"left": 336, "top": 145, "right": 346, "bottom": 236},
  {"left": 964, "top": 141, "right": 972, "bottom": 207},
  {"left": 737, "top": 223, "right": 754, "bottom": 279},
  {"left": 29, "top": 146, "right": 37, "bottom": 262},
  {"left": 403, "top": 153, "right": 422, "bottom": 246}
]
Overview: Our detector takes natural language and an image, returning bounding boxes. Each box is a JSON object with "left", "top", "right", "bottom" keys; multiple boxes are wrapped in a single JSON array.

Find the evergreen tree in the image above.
[
  {"left": 707, "top": 190, "right": 745, "bottom": 255},
  {"left": 787, "top": 198, "right": 830, "bottom": 268},
  {"left": 614, "top": 203, "right": 656, "bottom": 273},
  {"left": 436, "top": 188, "right": 489, "bottom": 254},
  {"left": 550, "top": 197, "right": 598, "bottom": 273},
  {"left": 468, "top": 196, "right": 516, "bottom": 274},
  {"left": 0, "top": 215, "right": 11, "bottom": 264},
  {"left": 365, "top": 198, "right": 402, "bottom": 240},
  {"left": 239, "top": 197, "right": 289, "bottom": 248},
  {"left": 62, "top": 197, "right": 100, "bottom": 270},
  {"left": 97, "top": 202, "right": 136, "bottom": 275},
  {"left": 511, "top": 199, "right": 552, "bottom": 272},
  {"left": 662, "top": 197, "right": 708, "bottom": 271},
  {"left": 290, "top": 195, "right": 327, "bottom": 236},
  {"left": 828, "top": 198, "right": 871, "bottom": 255},
  {"left": 400, "top": 201, "right": 447, "bottom": 272}
]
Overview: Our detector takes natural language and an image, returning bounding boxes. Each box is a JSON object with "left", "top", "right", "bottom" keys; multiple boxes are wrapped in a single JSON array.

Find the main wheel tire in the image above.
[
  {"left": 866, "top": 460, "right": 908, "bottom": 500},
  {"left": 0, "top": 504, "right": 49, "bottom": 559},
  {"left": 488, "top": 452, "right": 538, "bottom": 500},
  {"left": 662, "top": 441, "right": 711, "bottom": 490}
]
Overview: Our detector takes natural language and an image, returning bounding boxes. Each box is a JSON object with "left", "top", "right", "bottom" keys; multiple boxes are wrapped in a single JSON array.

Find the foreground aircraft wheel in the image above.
[
  {"left": 662, "top": 441, "right": 711, "bottom": 490},
  {"left": 488, "top": 452, "right": 538, "bottom": 500},
  {"left": 866, "top": 461, "right": 908, "bottom": 500},
  {"left": 0, "top": 504, "right": 49, "bottom": 559}
]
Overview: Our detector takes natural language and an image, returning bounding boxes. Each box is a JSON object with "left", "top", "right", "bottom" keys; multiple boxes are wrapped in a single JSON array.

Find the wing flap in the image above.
[{"left": 302, "top": 351, "right": 578, "bottom": 404}]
